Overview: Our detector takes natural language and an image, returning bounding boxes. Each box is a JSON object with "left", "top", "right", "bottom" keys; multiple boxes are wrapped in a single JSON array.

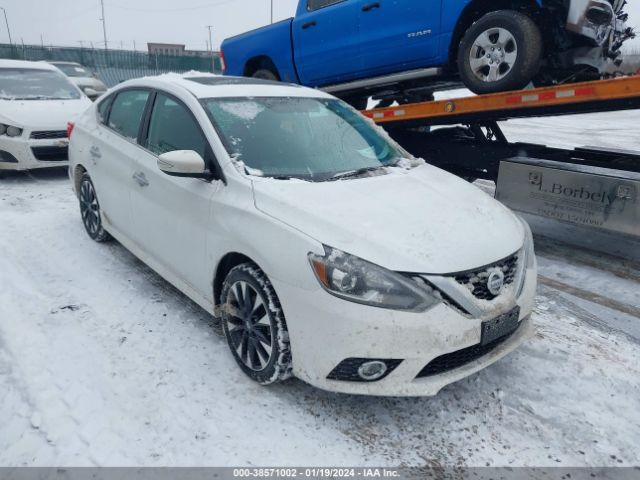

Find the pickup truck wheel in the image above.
[
  {"left": 252, "top": 69, "right": 279, "bottom": 81},
  {"left": 457, "top": 11, "right": 542, "bottom": 94}
]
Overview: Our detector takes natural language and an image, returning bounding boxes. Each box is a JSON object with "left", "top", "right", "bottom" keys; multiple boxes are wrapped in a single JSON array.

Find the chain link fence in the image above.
[{"left": 0, "top": 43, "right": 222, "bottom": 87}]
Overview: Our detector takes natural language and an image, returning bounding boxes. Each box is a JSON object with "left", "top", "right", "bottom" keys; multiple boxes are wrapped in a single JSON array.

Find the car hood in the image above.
[
  {"left": 252, "top": 163, "right": 524, "bottom": 274},
  {"left": 0, "top": 98, "right": 92, "bottom": 130},
  {"left": 71, "top": 77, "right": 107, "bottom": 91}
]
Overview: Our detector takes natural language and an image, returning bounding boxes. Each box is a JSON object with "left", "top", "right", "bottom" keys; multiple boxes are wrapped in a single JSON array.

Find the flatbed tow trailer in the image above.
[{"left": 362, "top": 75, "right": 640, "bottom": 246}]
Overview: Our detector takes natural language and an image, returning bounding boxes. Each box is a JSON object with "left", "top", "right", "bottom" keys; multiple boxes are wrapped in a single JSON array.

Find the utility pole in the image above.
[
  {"left": 206, "top": 25, "right": 214, "bottom": 73},
  {"left": 270, "top": 0, "right": 273, "bottom": 24},
  {"left": 0, "top": 7, "right": 12, "bottom": 45},
  {"left": 100, "top": 0, "right": 108, "bottom": 53}
]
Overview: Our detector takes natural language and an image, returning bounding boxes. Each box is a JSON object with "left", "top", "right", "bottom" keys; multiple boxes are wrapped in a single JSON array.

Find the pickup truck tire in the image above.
[
  {"left": 457, "top": 11, "right": 542, "bottom": 95},
  {"left": 252, "top": 69, "right": 279, "bottom": 81}
]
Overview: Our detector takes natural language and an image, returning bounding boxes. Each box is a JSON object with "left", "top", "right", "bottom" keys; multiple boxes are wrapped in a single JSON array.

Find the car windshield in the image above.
[
  {"left": 203, "top": 97, "right": 407, "bottom": 181},
  {"left": 0, "top": 68, "right": 81, "bottom": 100},
  {"left": 53, "top": 63, "right": 91, "bottom": 78}
]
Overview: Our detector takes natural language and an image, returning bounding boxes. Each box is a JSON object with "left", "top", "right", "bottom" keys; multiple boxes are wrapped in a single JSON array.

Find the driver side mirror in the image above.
[{"left": 157, "top": 150, "right": 211, "bottom": 179}]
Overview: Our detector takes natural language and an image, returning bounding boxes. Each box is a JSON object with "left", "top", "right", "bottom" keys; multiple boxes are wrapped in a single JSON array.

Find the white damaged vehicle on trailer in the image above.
[
  {"left": 68, "top": 74, "right": 537, "bottom": 396},
  {"left": 0, "top": 60, "right": 92, "bottom": 171}
]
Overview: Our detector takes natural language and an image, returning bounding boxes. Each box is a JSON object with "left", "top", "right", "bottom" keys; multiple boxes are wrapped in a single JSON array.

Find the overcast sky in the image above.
[{"left": 2, "top": 0, "right": 639, "bottom": 51}]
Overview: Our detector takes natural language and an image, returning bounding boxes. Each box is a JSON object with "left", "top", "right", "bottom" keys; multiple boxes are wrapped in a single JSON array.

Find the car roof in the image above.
[
  {"left": 0, "top": 59, "right": 60, "bottom": 71},
  {"left": 116, "top": 72, "right": 333, "bottom": 100}
]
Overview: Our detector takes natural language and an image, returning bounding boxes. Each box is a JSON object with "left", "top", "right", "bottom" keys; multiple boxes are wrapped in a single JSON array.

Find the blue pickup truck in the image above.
[{"left": 222, "top": 0, "right": 631, "bottom": 107}]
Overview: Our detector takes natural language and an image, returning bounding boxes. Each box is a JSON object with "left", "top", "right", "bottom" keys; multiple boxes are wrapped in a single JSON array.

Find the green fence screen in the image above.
[{"left": 0, "top": 44, "right": 222, "bottom": 87}]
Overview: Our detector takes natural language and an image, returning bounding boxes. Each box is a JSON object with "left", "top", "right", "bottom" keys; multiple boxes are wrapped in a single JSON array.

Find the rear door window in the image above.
[
  {"left": 146, "top": 93, "right": 207, "bottom": 160},
  {"left": 107, "top": 89, "right": 150, "bottom": 141}
]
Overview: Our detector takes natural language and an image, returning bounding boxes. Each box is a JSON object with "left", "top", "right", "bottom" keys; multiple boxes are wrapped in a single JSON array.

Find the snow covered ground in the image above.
[{"left": 1, "top": 110, "right": 639, "bottom": 467}]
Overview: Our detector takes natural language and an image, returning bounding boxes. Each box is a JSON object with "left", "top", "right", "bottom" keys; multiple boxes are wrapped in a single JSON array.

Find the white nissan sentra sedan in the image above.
[
  {"left": 0, "top": 60, "right": 92, "bottom": 171},
  {"left": 68, "top": 73, "right": 537, "bottom": 396}
]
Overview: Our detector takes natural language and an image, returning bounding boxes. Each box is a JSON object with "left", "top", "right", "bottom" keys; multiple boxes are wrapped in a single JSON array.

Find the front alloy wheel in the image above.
[
  {"left": 458, "top": 11, "right": 542, "bottom": 94},
  {"left": 221, "top": 264, "right": 292, "bottom": 384},
  {"left": 469, "top": 27, "right": 518, "bottom": 83},
  {"left": 79, "top": 173, "right": 110, "bottom": 242}
]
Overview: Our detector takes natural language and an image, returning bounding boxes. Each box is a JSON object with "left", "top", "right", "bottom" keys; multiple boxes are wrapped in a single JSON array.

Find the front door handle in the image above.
[
  {"left": 132, "top": 171, "right": 149, "bottom": 188},
  {"left": 362, "top": 2, "right": 380, "bottom": 12},
  {"left": 89, "top": 145, "right": 101, "bottom": 159},
  {"left": 302, "top": 20, "right": 317, "bottom": 29}
]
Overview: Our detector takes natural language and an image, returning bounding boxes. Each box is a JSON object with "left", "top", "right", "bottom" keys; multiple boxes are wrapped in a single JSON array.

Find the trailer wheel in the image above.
[
  {"left": 457, "top": 11, "right": 542, "bottom": 94},
  {"left": 252, "top": 69, "right": 279, "bottom": 81}
]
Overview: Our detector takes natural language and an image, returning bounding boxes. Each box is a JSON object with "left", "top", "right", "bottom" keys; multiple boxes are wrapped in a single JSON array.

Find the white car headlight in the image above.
[
  {"left": 1, "top": 124, "right": 23, "bottom": 137},
  {"left": 516, "top": 216, "right": 536, "bottom": 297},
  {"left": 309, "top": 246, "right": 439, "bottom": 312}
]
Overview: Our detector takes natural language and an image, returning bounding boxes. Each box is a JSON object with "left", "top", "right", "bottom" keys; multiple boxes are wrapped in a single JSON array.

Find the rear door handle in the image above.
[
  {"left": 132, "top": 171, "right": 149, "bottom": 188},
  {"left": 89, "top": 145, "right": 101, "bottom": 159},
  {"left": 362, "top": 2, "right": 380, "bottom": 12},
  {"left": 302, "top": 20, "right": 317, "bottom": 29}
]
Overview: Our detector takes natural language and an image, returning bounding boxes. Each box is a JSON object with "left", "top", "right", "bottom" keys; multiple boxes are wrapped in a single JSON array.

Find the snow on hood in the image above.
[
  {"left": 0, "top": 98, "right": 92, "bottom": 130},
  {"left": 252, "top": 163, "right": 524, "bottom": 274}
]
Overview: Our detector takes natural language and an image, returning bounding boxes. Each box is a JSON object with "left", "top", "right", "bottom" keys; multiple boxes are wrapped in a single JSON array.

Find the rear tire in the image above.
[
  {"left": 221, "top": 264, "right": 292, "bottom": 385},
  {"left": 457, "top": 11, "right": 542, "bottom": 94},
  {"left": 252, "top": 69, "right": 279, "bottom": 81},
  {"left": 78, "top": 173, "right": 111, "bottom": 243}
]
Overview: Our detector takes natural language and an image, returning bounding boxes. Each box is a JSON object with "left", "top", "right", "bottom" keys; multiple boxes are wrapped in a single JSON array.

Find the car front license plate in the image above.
[{"left": 481, "top": 307, "right": 521, "bottom": 346}]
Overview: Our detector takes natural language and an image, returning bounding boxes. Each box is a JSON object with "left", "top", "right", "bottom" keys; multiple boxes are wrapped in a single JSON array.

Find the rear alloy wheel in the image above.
[
  {"left": 79, "top": 173, "right": 111, "bottom": 242},
  {"left": 221, "top": 264, "right": 292, "bottom": 385},
  {"left": 458, "top": 11, "right": 542, "bottom": 94}
]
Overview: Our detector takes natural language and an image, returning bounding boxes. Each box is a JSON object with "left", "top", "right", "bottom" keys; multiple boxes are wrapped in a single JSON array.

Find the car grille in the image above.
[
  {"left": 415, "top": 322, "right": 521, "bottom": 378},
  {"left": 30, "top": 130, "right": 68, "bottom": 140},
  {"left": 453, "top": 253, "right": 519, "bottom": 301},
  {"left": 31, "top": 146, "right": 68, "bottom": 161}
]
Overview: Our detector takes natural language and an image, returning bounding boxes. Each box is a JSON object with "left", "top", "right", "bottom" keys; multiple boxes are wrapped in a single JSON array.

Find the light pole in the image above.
[
  {"left": 0, "top": 7, "right": 12, "bottom": 46},
  {"left": 100, "top": 0, "right": 108, "bottom": 53},
  {"left": 270, "top": 0, "right": 273, "bottom": 24},
  {"left": 206, "top": 25, "right": 214, "bottom": 72}
]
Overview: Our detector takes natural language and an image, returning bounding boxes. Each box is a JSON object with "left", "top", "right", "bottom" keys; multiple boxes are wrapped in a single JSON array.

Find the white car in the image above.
[
  {"left": 68, "top": 73, "right": 537, "bottom": 396},
  {"left": 49, "top": 61, "right": 108, "bottom": 101},
  {"left": 0, "top": 60, "right": 92, "bottom": 171}
]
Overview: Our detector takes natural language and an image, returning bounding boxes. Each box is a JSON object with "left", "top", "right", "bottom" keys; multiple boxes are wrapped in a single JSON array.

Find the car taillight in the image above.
[
  {"left": 67, "top": 122, "right": 75, "bottom": 139},
  {"left": 220, "top": 50, "right": 226, "bottom": 74}
]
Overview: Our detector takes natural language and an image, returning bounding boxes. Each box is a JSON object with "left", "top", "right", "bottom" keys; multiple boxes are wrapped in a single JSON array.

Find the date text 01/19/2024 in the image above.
[{"left": 232, "top": 468, "right": 401, "bottom": 478}]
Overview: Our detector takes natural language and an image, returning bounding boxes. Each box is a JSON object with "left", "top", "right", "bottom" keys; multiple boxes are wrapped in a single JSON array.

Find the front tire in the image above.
[
  {"left": 78, "top": 173, "right": 111, "bottom": 243},
  {"left": 221, "top": 264, "right": 292, "bottom": 385},
  {"left": 457, "top": 11, "right": 542, "bottom": 94}
]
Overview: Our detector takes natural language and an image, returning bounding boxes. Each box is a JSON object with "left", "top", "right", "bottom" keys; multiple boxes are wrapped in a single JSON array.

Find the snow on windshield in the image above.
[
  {"left": 218, "top": 100, "right": 265, "bottom": 121},
  {"left": 0, "top": 68, "right": 81, "bottom": 100},
  {"left": 205, "top": 97, "right": 411, "bottom": 181}
]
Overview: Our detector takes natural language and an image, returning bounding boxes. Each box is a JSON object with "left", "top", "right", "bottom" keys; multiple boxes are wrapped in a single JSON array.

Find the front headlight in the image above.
[
  {"left": 6, "top": 126, "right": 23, "bottom": 137},
  {"left": 309, "top": 246, "right": 439, "bottom": 312},
  {"left": 516, "top": 216, "right": 536, "bottom": 297},
  {"left": 0, "top": 124, "right": 23, "bottom": 137}
]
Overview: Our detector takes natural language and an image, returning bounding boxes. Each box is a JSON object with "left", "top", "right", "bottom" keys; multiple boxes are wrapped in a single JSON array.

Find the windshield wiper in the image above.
[{"left": 329, "top": 166, "right": 384, "bottom": 181}]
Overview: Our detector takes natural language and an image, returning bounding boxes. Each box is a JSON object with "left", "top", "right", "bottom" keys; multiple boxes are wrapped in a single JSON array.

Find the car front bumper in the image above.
[
  {"left": 271, "top": 262, "right": 537, "bottom": 397},
  {"left": 567, "top": 0, "right": 630, "bottom": 52},
  {"left": 0, "top": 134, "right": 69, "bottom": 171}
]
